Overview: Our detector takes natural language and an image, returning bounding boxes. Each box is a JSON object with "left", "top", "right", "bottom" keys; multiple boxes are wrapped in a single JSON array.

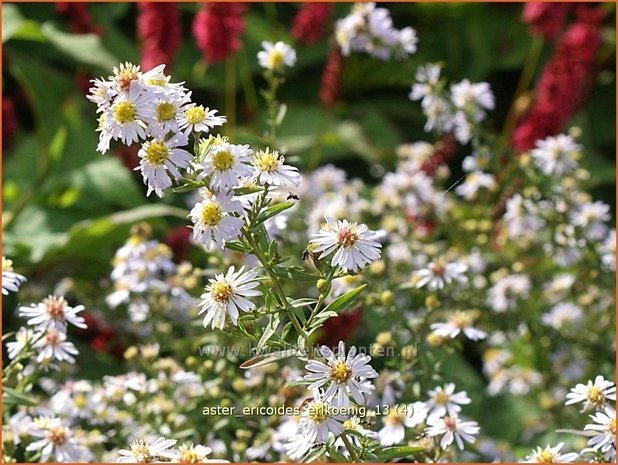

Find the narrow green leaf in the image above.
[
  {"left": 3, "top": 387, "right": 37, "bottom": 407},
  {"left": 273, "top": 265, "right": 319, "bottom": 282},
  {"left": 256, "top": 314, "right": 280, "bottom": 352},
  {"left": 322, "top": 284, "right": 367, "bottom": 314},
  {"left": 224, "top": 240, "right": 251, "bottom": 254},
  {"left": 255, "top": 201, "right": 295, "bottom": 226},
  {"left": 301, "top": 444, "right": 326, "bottom": 463},
  {"left": 375, "top": 445, "right": 425, "bottom": 461},
  {"left": 239, "top": 349, "right": 296, "bottom": 369}
]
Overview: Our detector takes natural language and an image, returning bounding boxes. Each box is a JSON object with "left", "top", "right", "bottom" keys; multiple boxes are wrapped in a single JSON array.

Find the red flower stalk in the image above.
[
  {"left": 513, "top": 6, "right": 604, "bottom": 153},
  {"left": 55, "top": 2, "right": 102, "bottom": 35},
  {"left": 292, "top": 3, "right": 332, "bottom": 45},
  {"left": 522, "top": 3, "right": 571, "bottom": 42},
  {"left": 137, "top": 3, "right": 182, "bottom": 71},
  {"left": 164, "top": 226, "right": 192, "bottom": 263},
  {"left": 421, "top": 134, "right": 457, "bottom": 177},
  {"left": 318, "top": 307, "right": 362, "bottom": 347},
  {"left": 2, "top": 96, "right": 19, "bottom": 150},
  {"left": 319, "top": 48, "right": 344, "bottom": 106},
  {"left": 193, "top": 3, "right": 247, "bottom": 64}
]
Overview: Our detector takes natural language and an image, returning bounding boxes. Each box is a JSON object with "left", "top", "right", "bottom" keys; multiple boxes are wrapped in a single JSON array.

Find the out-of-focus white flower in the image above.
[
  {"left": 565, "top": 375, "right": 616, "bottom": 411},
  {"left": 6, "top": 327, "right": 35, "bottom": 360},
  {"left": 415, "top": 260, "right": 468, "bottom": 290},
  {"left": 117, "top": 436, "right": 177, "bottom": 463},
  {"left": 599, "top": 229, "right": 616, "bottom": 271},
  {"left": 198, "top": 266, "right": 261, "bottom": 330},
  {"left": 541, "top": 302, "right": 583, "bottom": 330},
  {"left": 503, "top": 194, "right": 544, "bottom": 240},
  {"left": 531, "top": 134, "right": 581, "bottom": 176},
  {"left": 171, "top": 443, "right": 228, "bottom": 463},
  {"left": 486, "top": 274, "right": 531, "bottom": 313},
  {"left": 19, "top": 295, "right": 87, "bottom": 331},
  {"left": 2, "top": 256, "right": 26, "bottom": 295},
  {"left": 426, "top": 383, "right": 471, "bottom": 420},
  {"left": 570, "top": 200, "right": 610, "bottom": 241},
  {"left": 33, "top": 329, "right": 79, "bottom": 364},
  {"left": 137, "top": 134, "right": 193, "bottom": 197},
  {"left": 431, "top": 311, "right": 487, "bottom": 341},
  {"left": 26, "top": 417, "right": 90, "bottom": 462},
  {"left": 522, "top": 442, "right": 578, "bottom": 463},
  {"left": 310, "top": 218, "right": 382, "bottom": 273},
  {"left": 257, "top": 41, "right": 296, "bottom": 70},
  {"left": 426, "top": 415, "right": 480, "bottom": 450},
  {"left": 584, "top": 406, "right": 616, "bottom": 460},
  {"left": 455, "top": 171, "right": 496, "bottom": 200},
  {"left": 450, "top": 79, "right": 494, "bottom": 122},
  {"left": 378, "top": 402, "right": 426, "bottom": 446},
  {"left": 304, "top": 341, "right": 378, "bottom": 407}
]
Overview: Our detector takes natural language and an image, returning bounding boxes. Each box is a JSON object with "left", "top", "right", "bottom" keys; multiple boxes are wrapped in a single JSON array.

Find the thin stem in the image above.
[{"left": 341, "top": 433, "right": 359, "bottom": 462}]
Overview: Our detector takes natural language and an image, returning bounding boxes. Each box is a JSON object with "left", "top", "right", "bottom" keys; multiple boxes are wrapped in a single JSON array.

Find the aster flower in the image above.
[
  {"left": 26, "top": 418, "right": 90, "bottom": 462},
  {"left": 198, "top": 266, "right": 261, "bottom": 330},
  {"left": 102, "top": 81, "right": 150, "bottom": 147},
  {"left": 196, "top": 136, "right": 254, "bottom": 190},
  {"left": 486, "top": 274, "right": 531, "bottom": 312},
  {"left": 523, "top": 442, "right": 578, "bottom": 463},
  {"left": 257, "top": 41, "right": 297, "bottom": 71},
  {"left": 297, "top": 390, "right": 345, "bottom": 444},
  {"left": 6, "top": 327, "right": 35, "bottom": 360},
  {"left": 426, "top": 415, "right": 480, "bottom": 451},
  {"left": 378, "top": 402, "right": 428, "bottom": 446},
  {"left": 171, "top": 443, "right": 227, "bottom": 463},
  {"left": 530, "top": 134, "right": 582, "bottom": 176},
  {"left": 33, "top": 329, "right": 79, "bottom": 364},
  {"left": 118, "top": 436, "right": 177, "bottom": 463},
  {"left": 188, "top": 190, "right": 245, "bottom": 250},
  {"left": 19, "top": 295, "right": 87, "bottom": 331},
  {"left": 584, "top": 406, "right": 616, "bottom": 460},
  {"left": 179, "top": 104, "right": 226, "bottom": 136},
  {"left": 541, "top": 302, "right": 582, "bottom": 329},
  {"left": 415, "top": 259, "right": 468, "bottom": 290},
  {"left": 455, "top": 171, "right": 496, "bottom": 200},
  {"left": 310, "top": 218, "right": 382, "bottom": 273},
  {"left": 450, "top": 79, "right": 495, "bottom": 122},
  {"left": 570, "top": 200, "right": 610, "bottom": 241},
  {"left": 137, "top": 134, "right": 193, "bottom": 197},
  {"left": 251, "top": 148, "right": 302, "bottom": 188},
  {"left": 426, "top": 383, "right": 471, "bottom": 420},
  {"left": 565, "top": 375, "right": 616, "bottom": 411},
  {"left": 304, "top": 341, "right": 378, "bottom": 407},
  {"left": 143, "top": 91, "right": 191, "bottom": 138},
  {"left": 2, "top": 256, "right": 26, "bottom": 295},
  {"left": 430, "top": 311, "right": 487, "bottom": 341}
]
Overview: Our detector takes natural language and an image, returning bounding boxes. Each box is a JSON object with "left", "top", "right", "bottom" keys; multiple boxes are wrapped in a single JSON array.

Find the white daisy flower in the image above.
[
  {"left": 118, "top": 436, "right": 177, "bottom": 463},
  {"left": 103, "top": 81, "right": 151, "bottom": 146},
  {"left": 426, "top": 415, "right": 480, "bottom": 451},
  {"left": 455, "top": 171, "right": 496, "bottom": 200},
  {"left": 87, "top": 77, "right": 115, "bottom": 108},
  {"left": 531, "top": 133, "right": 582, "bottom": 176},
  {"left": 109, "top": 62, "right": 143, "bottom": 95},
  {"left": 486, "top": 274, "right": 531, "bottom": 312},
  {"left": 415, "top": 259, "right": 468, "bottom": 290},
  {"left": 2, "top": 256, "right": 26, "bottom": 295},
  {"left": 297, "top": 390, "right": 345, "bottom": 444},
  {"left": 584, "top": 406, "right": 616, "bottom": 459},
  {"left": 179, "top": 104, "right": 227, "bottom": 135},
  {"left": 196, "top": 136, "right": 254, "bottom": 190},
  {"left": 198, "top": 266, "right": 261, "bottom": 330},
  {"left": 450, "top": 79, "right": 494, "bottom": 121},
  {"left": 570, "top": 200, "right": 610, "bottom": 241},
  {"left": 257, "top": 41, "right": 297, "bottom": 71},
  {"left": 188, "top": 190, "right": 245, "bottom": 249},
  {"left": 137, "top": 134, "right": 193, "bottom": 197},
  {"left": 283, "top": 434, "right": 313, "bottom": 461},
  {"left": 565, "top": 375, "right": 616, "bottom": 411},
  {"left": 26, "top": 417, "right": 90, "bottom": 462},
  {"left": 431, "top": 311, "right": 487, "bottom": 341},
  {"left": 599, "top": 229, "right": 616, "bottom": 271},
  {"left": 33, "top": 329, "right": 79, "bottom": 364},
  {"left": 143, "top": 91, "right": 191, "bottom": 138},
  {"left": 6, "top": 327, "right": 35, "bottom": 360},
  {"left": 252, "top": 148, "right": 302, "bottom": 188},
  {"left": 409, "top": 63, "right": 441, "bottom": 101},
  {"left": 378, "top": 402, "right": 427, "bottom": 446},
  {"left": 304, "top": 341, "right": 378, "bottom": 407},
  {"left": 523, "top": 442, "right": 578, "bottom": 463},
  {"left": 541, "top": 302, "right": 583, "bottom": 330},
  {"left": 171, "top": 443, "right": 227, "bottom": 463},
  {"left": 310, "top": 218, "right": 382, "bottom": 273},
  {"left": 19, "top": 295, "right": 87, "bottom": 331},
  {"left": 426, "top": 383, "right": 471, "bottom": 420}
]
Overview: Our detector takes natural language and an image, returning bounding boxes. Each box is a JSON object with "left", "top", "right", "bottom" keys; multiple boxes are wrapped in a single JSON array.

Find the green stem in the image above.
[
  {"left": 341, "top": 433, "right": 359, "bottom": 462},
  {"left": 243, "top": 231, "right": 307, "bottom": 338},
  {"left": 305, "top": 267, "right": 337, "bottom": 330},
  {"left": 225, "top": 55, "right": 237, "bottom": 140}
]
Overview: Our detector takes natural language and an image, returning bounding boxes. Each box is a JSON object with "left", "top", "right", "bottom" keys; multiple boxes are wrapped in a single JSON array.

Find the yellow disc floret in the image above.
[
  {"left": 254, "top": 149, "right": 280, "bottom": 173},
  {"left": 144, "top": 141, "right": 169, "bottom": 165},
  {"left": 210, "top": 281, "right": 233, "bottom": 303},
  {"left": 113, "top": 101, "right": 137, "bottom": 124},
  {"left": 156, "top": 102, "right": 176, "bottom": 122},
  {"left": 329, "top": 361, "right": 353, "bottom": 383},
  {"left": 212, "top": 150, "right": 234, "bottom": 171},
  {"left": 185, "top": 106, "right": 206, "bottom": 125},
  {"left": 201, "top": 202, "right": 222, "bottom": 226}
]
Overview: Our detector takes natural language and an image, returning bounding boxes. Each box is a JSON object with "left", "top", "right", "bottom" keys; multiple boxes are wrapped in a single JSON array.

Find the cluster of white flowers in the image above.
[
  {"left": 336, "top": 3, "right": 418, "bottom": 60},
  {"left": 410, "top": 63, "right": 495, "bottom": 144}
]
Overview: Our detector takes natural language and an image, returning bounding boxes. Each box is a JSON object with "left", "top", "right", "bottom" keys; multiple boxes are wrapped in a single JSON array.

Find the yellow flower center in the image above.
[
  {"left": 44, "top": 296, "right": 66, "bottom": 318},
  {"left": 2, "top": 257, "right": 13, "bottom": 272},
  {"left": 336, "top": 227, "right": 359, "bottom": 248},
  {"left": 211, "top": 281, "right": 233, "bottom": 303},
  {"left": 131, "top": 441, "right": 151, "bottom": 463},
  {"left": 144, "top": 78, "right": 167, "bottom": 87},
  {"left": 179, "top": 447, "right": 200, "bottom": 463},
  {"left": 156, "top": 102, "right": 176, "bottom": 122},
  {"left": 587, "top": 386, "right": 604, "bottom": 407},
  {"left": 113, "top": 101, "right": 137, "bottom": 124},
  {"left": 268, "top": 50, "right": 284, "bottom": 70},
  {"left": 385, "top": 409, "right": 405, "bottom": 426},
  {"left": 201, "top": 202, "right": 222, "bottom": 226},
  {"left": 434, "top": 390, "right": 450, "bottom": 405},
  {"left": 212, "top": 150, "right": 234, "bottom": 171},
  {"left": 144, "top": 141, "right": 169, "bottom": 165},
  {"left": 74, "top": 393, "right": 88, "bottom": 409},
  {"left": 536, "top": 450, "right": 555, "bottom": 463},
  {"left": 330, "top": 361, "right": 353, "bottom": 383},
  {"left": 115, "top": 66, "right": 140, "bottom": 91},
  {"left": 185, "top": 106, "right": 206, "bottom": 125},
  {"left": 307, "top": 402, "right": 328, "bottom": 424},
  {"left": 609, "top": 417, "right": 616, "bottom": 435},
  {"left": 49, "top": 427, "right": 67, "bottom": 445},
  {"left": 254, "top": 150, "right": 280, "bottom": 173},
  {"left": 451, "top": 311, "right": 474, "bottom": 329}
]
